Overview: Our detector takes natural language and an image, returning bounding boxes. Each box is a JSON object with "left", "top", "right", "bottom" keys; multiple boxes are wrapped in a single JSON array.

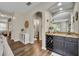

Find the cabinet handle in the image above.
[{"left": 51, "top": 40, "right": 53, "bottom": 43}]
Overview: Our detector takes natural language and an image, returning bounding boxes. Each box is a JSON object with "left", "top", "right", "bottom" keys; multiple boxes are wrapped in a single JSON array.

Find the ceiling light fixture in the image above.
[
  {"left": 26, "top": 2, "right": 32, "bottom": 6},
  {"left": 58, "top": 2, "right": 62, "bottom": 6},
  {"left": 59, "top": 8, "right": 63, "bottom": 10}
]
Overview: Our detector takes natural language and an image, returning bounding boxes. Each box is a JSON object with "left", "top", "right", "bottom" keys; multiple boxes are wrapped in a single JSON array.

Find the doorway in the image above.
[
  {"left": 34, "top": 19, "right": 40, "bottom": 42},
  {"left": 33, "top": 12, "right": 42, "bottom": 46}
]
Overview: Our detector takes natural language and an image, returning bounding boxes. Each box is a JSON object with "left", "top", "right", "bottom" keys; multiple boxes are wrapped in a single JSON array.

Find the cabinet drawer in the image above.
[
  {"left": 64, "top": 42, "right": 78, "bottom": 56},
  {"left": 78, "top": 40, "right": 79, "bottom": 56},
  {"left": 53, "top": 36, "right": 65, "bottom": 55},
  {"left": 65, "top": 37, "right": 78, "bottom": 43}
]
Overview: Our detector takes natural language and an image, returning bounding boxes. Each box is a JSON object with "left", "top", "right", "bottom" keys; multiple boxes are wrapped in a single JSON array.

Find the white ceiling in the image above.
[
  {"left": 26, "top": 2, "right": 56, "bottom": 15},
  {"left": 0, "top": 2, "right": 40, "bottom": 14},
  {"left": 0, "top": 2, "right": 74, "bottom": 21},
  {"left": 49, "top": 2, "right": 74, "bottom": 14},
  {"left": 0, "top": 2, "right": 74, "bottom": 14},
  {"left": 53, "top": 12, "right": 71, "bottom": 20},
  {"left": 0, "top": 2, "right": 56, "bottom": 22}
]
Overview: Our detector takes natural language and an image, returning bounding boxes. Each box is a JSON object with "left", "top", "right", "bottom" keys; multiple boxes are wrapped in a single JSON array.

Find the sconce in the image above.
[
  {"left": 8, "top": 18, "right": 11, "bottom": 22},
  {"left": 75, "top": 11, "right": 78, "bottom": 21}
]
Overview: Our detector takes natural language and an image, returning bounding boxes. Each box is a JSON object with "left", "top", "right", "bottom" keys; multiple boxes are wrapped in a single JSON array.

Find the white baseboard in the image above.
[
  {"left": 14, "top": 39, "right": 19, "bottom": 42},
  {"left": 50, "top": 52, "right": 62, "bottom": 56},
  {"left": 42, "top": 47, "right": 46, "bottom": 50},
  {"left": 29, "top": 41, "right": 34, "bottom": 44}
]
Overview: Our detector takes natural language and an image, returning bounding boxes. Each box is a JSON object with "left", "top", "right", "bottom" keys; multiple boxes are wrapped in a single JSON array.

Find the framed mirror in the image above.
[{"left": 24, "top": 20, "right": 29, "bottom": 28}]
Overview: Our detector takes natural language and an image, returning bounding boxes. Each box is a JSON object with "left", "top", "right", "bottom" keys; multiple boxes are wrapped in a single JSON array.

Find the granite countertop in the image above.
[{"left": 46, "top": 32, "right": 79, "bottom": 38}]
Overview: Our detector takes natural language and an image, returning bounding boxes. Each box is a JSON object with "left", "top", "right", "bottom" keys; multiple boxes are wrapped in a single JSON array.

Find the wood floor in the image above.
[{"left": 8, "top": 39, "right": 52, "bottom": 56}]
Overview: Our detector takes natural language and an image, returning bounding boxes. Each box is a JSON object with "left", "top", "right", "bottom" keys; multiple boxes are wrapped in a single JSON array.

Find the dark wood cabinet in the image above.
[
  {"left": 64, "top": 37, "right": 78, "bottom": 56},
  {"left": 78, "top": 40, "right": 79, "bottom": 56},
  {"left": 53, "top": 36, "right": 65, "bottom": 55},
  {"left": 46, "top": 35, "right": 53, "bottom": 51},
  {"left": 46, "top": 35, "right": 78, "bottom": 56}
]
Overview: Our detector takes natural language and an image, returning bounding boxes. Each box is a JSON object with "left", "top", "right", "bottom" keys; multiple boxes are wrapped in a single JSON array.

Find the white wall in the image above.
[
  {"left": 45, "top": 11, "right": 52, "bottom": 32},
  {"left": 71, "top": 3, "right": 79, "bottom": 33},
  {"left": 28, "top": 16, "right": 34, "bottom": 44},
  {"left": 10, "top": 3, "right": 55, "bottom": 50},
  {"left": 11, "top": 13, "right": 30, "bottom": 41},
  {"left": 38, "top": 18, "right": 42, "bottom": 40}
]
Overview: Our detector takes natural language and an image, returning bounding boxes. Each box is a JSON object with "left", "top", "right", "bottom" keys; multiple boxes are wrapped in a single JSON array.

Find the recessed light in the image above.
[
  {"left": 58, "top": 2, "right": 62, "bottom": 6},
  {"left": 59, "top": 8, "right": 63, "bottom": 10},
  {"left": 1, "top": 14, "right": 5, "bottom": 17}
]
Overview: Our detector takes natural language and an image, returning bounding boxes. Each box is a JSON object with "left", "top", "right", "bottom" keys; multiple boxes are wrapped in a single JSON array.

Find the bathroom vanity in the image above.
[{"left": 46, "top": 32, "right": 79, "bottom": 56}]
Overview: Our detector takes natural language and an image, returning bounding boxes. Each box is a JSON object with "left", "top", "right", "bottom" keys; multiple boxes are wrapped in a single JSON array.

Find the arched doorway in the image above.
[{"left": 33, "top": 11, "right": 42, "bottom": 45}]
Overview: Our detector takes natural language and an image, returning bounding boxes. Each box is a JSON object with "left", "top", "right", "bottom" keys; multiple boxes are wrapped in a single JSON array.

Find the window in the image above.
[{"left": 0, "top": 23, "right": 7, "bottom": 32}]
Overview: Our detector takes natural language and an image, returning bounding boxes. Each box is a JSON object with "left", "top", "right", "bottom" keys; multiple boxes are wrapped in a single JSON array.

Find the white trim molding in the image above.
[{"left": 42, "top": 47, "right": 46, "bottom": 50}]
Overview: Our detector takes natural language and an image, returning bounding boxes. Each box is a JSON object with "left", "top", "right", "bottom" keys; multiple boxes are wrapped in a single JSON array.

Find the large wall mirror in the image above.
[
  {"left": 48, "top": 12, "right": 71, "bottom": 33},
  {"left": 48, "top": 2, "right": 77, "bottom": 33}
]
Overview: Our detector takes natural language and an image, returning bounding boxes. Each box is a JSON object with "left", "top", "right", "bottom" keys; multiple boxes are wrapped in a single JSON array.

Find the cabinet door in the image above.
[
  {"left": 64, "top": 38, "right": 78, "bottom": 56},
  {"left": 53, "top": 36, "right": 65, "bottom": 55},
  {"left": 46, "top": 35, "right": 53, "bottom": 51},
  {"left": 78, "top": 40, "right": 79, "bottom": 56}
]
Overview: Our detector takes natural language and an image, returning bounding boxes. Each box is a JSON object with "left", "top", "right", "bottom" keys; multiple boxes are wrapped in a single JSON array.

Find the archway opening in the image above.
[{"left": 33, "top": 11, "right": 42, "bottom": 45}]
